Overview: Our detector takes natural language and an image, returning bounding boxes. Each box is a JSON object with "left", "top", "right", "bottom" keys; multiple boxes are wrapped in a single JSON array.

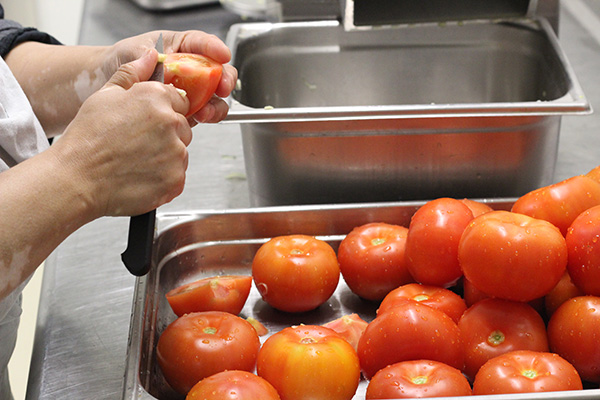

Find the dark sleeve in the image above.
[{"left": 0, "top": 4, "right": 62, "bottom": 58}]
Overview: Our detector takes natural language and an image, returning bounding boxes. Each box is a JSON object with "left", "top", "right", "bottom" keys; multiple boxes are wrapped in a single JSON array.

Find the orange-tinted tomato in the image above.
[
  {"left": 156, "top": 311, "right": 260, "bottom": 395},
  {"left": 166, "top": 275, "right": 252, "bottom": 317},
  {"left": 405, "top": 198, "right": 474, "bottom": 287},
  {"left": 366, "top": 360, "right": 472, "bottom": 399},
  {"left": 322, "top": 313, "right": 368, "bottom": 352},
  {"left": 458, "top": 298, "right": 549, "bottom": 380},
  {"left": 252, "top": 235, "right": 340, "bottom": 313},
  {"left": 186, "top": 370, "right": 280, "bottom": 400},
  {"left": 544, "top": 271, "right": 584, "bottom": 317},
  {"left": 473, "top": 350, "right": 582, "bottom": 395},
  {"left": 586, "top": 165, "right": 600, "bottom": 184},
  {"left": 257, "top": 325, "right": 361, "bottom": 400},
  {"left": 548, "top": 296, "right": 600, "bottom": 383},
  {"left": 460, "top": 198, "right": 494, "bottom": 217},
  {"left": 162, "top": 53, "right": 223, "bottom": 117},
  {"left": 358, "top": 301, "right": 464, "bottom": 379},
  {"left": 337, "top": 222, "right": 412, "bottom": 300},
  {"left": 459, "top": 211, "right": 567, "bottom": 302},
  {"left": 377, "top": 283, "right": 467, "bottom": 323},
  {"left": 566, "top": 205, "right": 600, "bottom": 295},
  {"left": 511, "top": 175, "right": 600, "bottom": 236}
]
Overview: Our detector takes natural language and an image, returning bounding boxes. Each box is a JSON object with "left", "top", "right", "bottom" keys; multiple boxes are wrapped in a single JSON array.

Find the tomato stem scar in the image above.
[
  {"left": 487, "top": 330, "right": 506, "bottom": 346},
  {"left": 411, "top": 376, "right": 428, "bottom": 385},
  {"left": 203, "top": 327, "right": 218, "bottom": 334}
]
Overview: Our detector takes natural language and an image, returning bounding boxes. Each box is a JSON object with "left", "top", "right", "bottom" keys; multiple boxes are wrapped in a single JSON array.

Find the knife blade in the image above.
[{"left": 121, "top": 33, "right": 164, "bottom": 276}]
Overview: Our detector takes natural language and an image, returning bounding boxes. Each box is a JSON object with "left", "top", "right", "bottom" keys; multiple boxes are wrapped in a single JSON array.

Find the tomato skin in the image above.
[
  {"left": 544, "top": 271, "right": 584, "bottom": 317},
  {"left": 162, "top": 53, "right": 223, "bottom": 117},
  {"left": 186, "top": 370, "right": 281, "bottom": 400},
  {"left": 166, "top": 275, "right": 252, "bottom": 317},
  {"left": 548, "top": 296, "right": 600, "bottom": 383},
  {"left": 566, "top": 205, "right": 600, "bottom": 295},
  {"left": 257, "top": 325, "right": 361, "bottom": 400},
  {"left": 252, "top": 235, "right": 340, "bottom": 312},
  {"left": 511, "top": 175, "right": 600, "bottom": 236},
  {"left": 587, "top": 165, "right": 600, "bottom": 183},
  {"left": 460, "top": 198, "right": 494, "bottom": 217},
  {"left": 458, "top": 298, "right": 549, "bottom": 380},
  {"left": 472, "top": 350, "right": 583, "bottom": 395},
  {"left": 357, "top": 301, "right": 464, "bottom": 379},
  {"left": 322, "top": 313, "right": 368, "bottom": 352},
  {"left": 377, "top": 283, "right": 467, "bottom": 323},
  {"left": 337, "top": 222, "right": 412, "bottom": 300},
  {"left": 156, "top": 311, "right": 260, "bottom": 395},
  {"left": 459, "top": 210, "right": 567, "bottom": 302},
  {"left": 405, "top": 198, "right": 474, "bottom": 287},
  {"left": 366, "top": 360, "right": 472, "bottom": 399}
]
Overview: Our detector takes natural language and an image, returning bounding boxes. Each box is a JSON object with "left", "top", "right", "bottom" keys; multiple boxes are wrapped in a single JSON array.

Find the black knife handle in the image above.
[{"left": 121, "top": 209, "right": 156, "bottom": 276}]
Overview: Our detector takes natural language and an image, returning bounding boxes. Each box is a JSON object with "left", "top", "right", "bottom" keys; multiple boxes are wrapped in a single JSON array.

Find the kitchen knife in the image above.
[{"left": 121, "top": 33, "right": 164, "bottom": 276}]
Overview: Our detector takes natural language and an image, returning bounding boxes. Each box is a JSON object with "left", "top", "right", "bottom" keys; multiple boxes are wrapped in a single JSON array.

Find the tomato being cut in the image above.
[
  {"left": 186, "top": 370, "right": 281, "bottom": 400},
  {"left": 257, "top": 325, "right": 361, "bottom": 400},
  {"left": 405, "top": 198, "right": 474, "bottom": 287},
  {"left": 357, "top": 300, "right": 464, "bottom": 379},
  {"left": 252, "top": 235, "right": 340, "bottom": 313},
  {"left": 377, "top": 283, "right": 467, "bottom": 323},
  {"left": 565, "top": 205, "right": 600, "bottom": 295},
  {"left": 511, "top": 175, "right": 600, "bottom": 236},
  {"left": 161, "top": 52, "right": 223, "bottom": 117},
  {"left": 166, "top": 275, "right": 252, "bottom": 317},
  {"left": 337, "top": 222, "right": 412, "bottom": 301},
  {"left": 156, "top": 311, "right": 260, "bottom": 395},
  {"left": 459, "top": 210, "right": 567, "bottom": 302},
  {"left": 472, "top": 350, "right": 583, "bottom": 395},
  {"left": 366, "top": 360, "right": 472, "bottom": 399},
  {"left": 458, "top": 298, "right": 549, "bottom": 381}
]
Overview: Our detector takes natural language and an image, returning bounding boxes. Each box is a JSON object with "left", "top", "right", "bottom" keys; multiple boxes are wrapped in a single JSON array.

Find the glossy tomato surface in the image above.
[
  {"left": 358, "top": 301, "right": 463, "bottom": 379},
  {"left": 377, "top": 283, "right": 467, "bottom": 323},
  {"left": 252, "top": 235, "right": 340, "bottom": 312},
  {"left": 544, "top": 271, "right": 584, "bottom": 317},
  {"left": 156, "top": 311, "right": 260, "bottom": 395},
  {"left": 511, "top": 175, "right": 600, "bottom": 236},
  {"left": 566, "top": 205, "right": 600, "bottom": 295},
  {"left": 405, "top": 198, "right": 474, "bottom": 287},
  {"left": 473, "top": 350, "right": 583, "bottom": 395},
  {"left": 548, "top": 296, "right": 600, "bottom": 383},
  {"left": 337, "top": 222, "right": 412, "bottom": 300},
  {"left": 257, "top": 325, "right": 361, "bottom": 400},
  {"left": 587, "top": 165, "right": 600, "bottom": 183},
  {"left": 366, "top": 360, "right": 472, "bottom": 399},
  {"left": 166, "top": 275, "right": 252, "bottom": 317},
  {"left": 162, "top": 52, "right": 223, "bottom": 117},
  {"left": 460, "top": 198, "right": 494, "bottom": 217},
  {"left": 186, "top": 370, "right": 280, "bottom": 400},
  {"left": 459, "top": 210, "right": 567, "bottom": 302},
  {"left": 458, "top": 298, "right": 549, "bottom": 380},
  {"left": 322, "top": 313, "right": 368, "bottom": 352}
]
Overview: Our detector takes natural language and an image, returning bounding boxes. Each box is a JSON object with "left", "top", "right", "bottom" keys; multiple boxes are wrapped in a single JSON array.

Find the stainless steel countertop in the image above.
[{"left": 27, "top": 1, "right": 600, "bottom": 398}]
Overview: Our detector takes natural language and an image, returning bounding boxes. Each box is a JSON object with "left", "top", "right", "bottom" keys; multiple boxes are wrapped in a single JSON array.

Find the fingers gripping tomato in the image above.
[{"left": 161, "top": 53, "right": 223, "bottom": 117}]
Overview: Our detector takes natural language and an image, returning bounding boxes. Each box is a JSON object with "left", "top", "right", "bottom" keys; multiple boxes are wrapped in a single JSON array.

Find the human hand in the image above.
[
  {"left": 106, "top": 30, "right": 237, "bottom": 124},
  {"left": 51, "top": 49, "right": 193, "bottom": 218}
]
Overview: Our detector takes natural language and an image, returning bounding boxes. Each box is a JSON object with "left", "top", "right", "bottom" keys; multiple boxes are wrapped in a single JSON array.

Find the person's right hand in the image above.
[{"left": 48, "top": 49, "right": 193, "bottom": 219}]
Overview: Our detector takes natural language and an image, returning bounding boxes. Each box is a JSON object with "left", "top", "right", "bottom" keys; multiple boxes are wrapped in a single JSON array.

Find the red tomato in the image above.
[
  {"left": 461, "top": 198, "right": 494, "bottom": 217},
  {"left": 161, "top": 52, "right": 223, "bottom": 117},
  {"left": 166, "top": 275, "right": 252, "bottom": 317},
  {"left": 257, "top": 325, "right": 361, "bottom": 400},
  {"left": 156, "top": 311, "right": 260, "bottom": 395},
  {"left": 472, "top": 350, "right": 583, "bottom": 395},
  {"left": 511, "top": 175, "right": 600, "bottom": 236},
  {"left": 566, "top": 205, "right": 600, "bottom": 295},
  {"left": 366, "top": 360, "right": 472, "bottom": 399},
  {"left": 462, "top": 277, "right": 490, "bottom": 307},
  {"left": 322, "top": 313, "right": 368, "bottom": 351},
  {"left": 587, "top": 165, "right": 600, "bottom": 183},
  {"left": 357, "top": 301, "right": 464, "bottom": 379},
  {"left": 186, "top": 370, "right": 280, "bottom": 400},
  {"left": 405, "top": 198, "right": 474, "bottom": 287},
  {"left": 544, "top": 271, "right": 584, "bottom": 317},
  {"left": 377, "top": 283, "right": 467, "bottom": 323},
  {"left": 459, "top": 210, "right": 567, "bottom": 302},
  {"left": 458, "top": 298, "right": 549, "bottom": 380},
  {"left": 548, "top": 296, "right": 600, "bottom": 383},
  {"left": 337, "top": 222, "right": 412, "bottom": 300},
  {"left": 252, "top": 235, "right": 340, "bottom": 313}
]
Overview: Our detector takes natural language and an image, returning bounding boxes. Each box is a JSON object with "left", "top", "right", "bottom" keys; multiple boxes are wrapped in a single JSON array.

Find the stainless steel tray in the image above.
[{"left": 123, "top": 199, "right": 600, "bottom": 399}]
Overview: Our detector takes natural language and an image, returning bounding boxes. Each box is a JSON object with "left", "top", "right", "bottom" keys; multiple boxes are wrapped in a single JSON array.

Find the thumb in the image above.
[{"left": 103, "top": 49, "right": 158, "bottom": 91}]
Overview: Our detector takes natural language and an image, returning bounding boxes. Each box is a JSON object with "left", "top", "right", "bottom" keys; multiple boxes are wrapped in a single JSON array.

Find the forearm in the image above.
[{"left": 4, "top": 41, "right": 112, "bottom": 136}]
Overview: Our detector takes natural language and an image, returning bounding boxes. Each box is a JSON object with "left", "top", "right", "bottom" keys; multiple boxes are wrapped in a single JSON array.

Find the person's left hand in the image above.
[{"left": 105, "top": 30, "right": 238, "bottom": 125}]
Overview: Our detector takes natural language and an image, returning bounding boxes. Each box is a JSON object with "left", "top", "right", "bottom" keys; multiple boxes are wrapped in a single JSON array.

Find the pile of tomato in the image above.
[{"left": 156, "top": 165, "right": 600, "bottom": 400}]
